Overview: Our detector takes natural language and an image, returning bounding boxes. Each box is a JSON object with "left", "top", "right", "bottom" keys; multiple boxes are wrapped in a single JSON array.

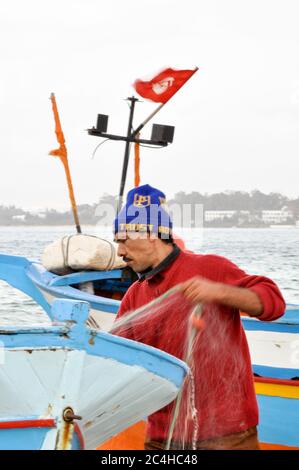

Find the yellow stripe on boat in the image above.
[{"left": 254, "top": 381, "right": 299, "bottom": 399}]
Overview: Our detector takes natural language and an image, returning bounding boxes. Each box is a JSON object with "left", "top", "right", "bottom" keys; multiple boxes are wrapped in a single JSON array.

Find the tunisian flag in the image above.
[{"left": 133, "top": 67, "right": 198, "bottom": 103}]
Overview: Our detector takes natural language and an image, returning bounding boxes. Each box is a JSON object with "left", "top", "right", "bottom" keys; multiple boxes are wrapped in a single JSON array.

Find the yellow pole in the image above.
[
  {"left": 134, "top": 133, "right": 140, "bottom": 187},
  {"left": 49, "top": 93, "right": 82, "bottom": 233}
]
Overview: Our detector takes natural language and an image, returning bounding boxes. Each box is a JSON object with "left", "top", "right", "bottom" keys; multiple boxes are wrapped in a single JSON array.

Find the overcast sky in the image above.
[{"left": 1, "top": 0, "right": 299, "bottom": 210}]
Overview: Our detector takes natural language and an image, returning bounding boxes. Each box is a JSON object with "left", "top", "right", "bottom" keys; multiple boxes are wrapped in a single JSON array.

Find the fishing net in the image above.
[{"left": 107, "top": 288, "right": 251, "bottom": 450}]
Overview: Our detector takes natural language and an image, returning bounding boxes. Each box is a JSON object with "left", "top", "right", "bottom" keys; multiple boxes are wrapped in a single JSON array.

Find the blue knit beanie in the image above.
[{"left": 114, "top": 184, "right": 173, "bottom": 238}]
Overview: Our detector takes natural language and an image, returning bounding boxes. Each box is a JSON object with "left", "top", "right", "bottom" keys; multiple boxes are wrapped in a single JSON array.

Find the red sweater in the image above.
[{"left": 116, "top": 250, "right": 285, "bottom": 444}]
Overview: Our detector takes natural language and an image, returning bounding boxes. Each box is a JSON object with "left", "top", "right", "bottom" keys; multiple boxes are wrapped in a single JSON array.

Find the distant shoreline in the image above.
[
  {"left": 1, "top": 190, "right": 298, "bottom": 229},
  {"left": 0, "top": 224, "right": 298, "bottom": 229}
]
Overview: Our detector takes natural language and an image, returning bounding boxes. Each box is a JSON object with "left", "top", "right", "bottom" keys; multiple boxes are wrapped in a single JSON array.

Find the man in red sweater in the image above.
[{"left": 114, "top": 184, "right": 286, "bottom": 450}]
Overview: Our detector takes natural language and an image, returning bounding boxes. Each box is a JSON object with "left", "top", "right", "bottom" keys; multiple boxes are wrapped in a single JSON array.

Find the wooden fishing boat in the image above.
[
  {"left": 0, "top": 253, "right": 298, "bottom": 382},
  {"left": 1, "top": 254, "right": 298, "bottom": 450},
  {"left": 0, "top": 298, "right": 188, "bottom": 450},
  {"left": 0, "top": 253, "right": 122, "bottom": 330}
]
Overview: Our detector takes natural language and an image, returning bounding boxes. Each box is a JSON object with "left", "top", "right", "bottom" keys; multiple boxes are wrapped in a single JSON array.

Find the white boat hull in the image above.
[{"left": 0, "top": 299, "right": 188, "bottom": 450}]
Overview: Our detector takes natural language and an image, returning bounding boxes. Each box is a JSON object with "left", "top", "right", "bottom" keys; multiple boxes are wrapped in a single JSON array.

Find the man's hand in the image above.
[
  {"left": 179, "top": 276, "right": 263, "bottom": 317},
  {"left": 180, "top": 276, "right": 226, "bottom": 304}
]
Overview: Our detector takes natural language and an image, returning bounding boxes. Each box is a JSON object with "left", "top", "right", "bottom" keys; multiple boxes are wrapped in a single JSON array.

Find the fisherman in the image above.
[{"left": 113, "top": 184, "right": 286, "bottom": 450}]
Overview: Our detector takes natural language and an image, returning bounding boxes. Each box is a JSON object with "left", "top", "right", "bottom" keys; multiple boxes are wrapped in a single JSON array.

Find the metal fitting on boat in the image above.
[{"left": 63, "top": 407, "right": 82, "bottom": 423}]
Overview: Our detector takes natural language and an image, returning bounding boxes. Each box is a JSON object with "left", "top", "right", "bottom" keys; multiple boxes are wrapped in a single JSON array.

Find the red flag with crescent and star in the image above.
[{"left": 133, "top": 67, "right": 198, "bottom": 104}]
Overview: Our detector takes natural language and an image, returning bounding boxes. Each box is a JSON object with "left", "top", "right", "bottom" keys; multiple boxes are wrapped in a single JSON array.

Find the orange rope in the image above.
[
  {"left": 49, "top": 93, "right": 81, "bottom": 233},
  {"left": 134, "top": 133, "right": 140, "bottom": 187}
]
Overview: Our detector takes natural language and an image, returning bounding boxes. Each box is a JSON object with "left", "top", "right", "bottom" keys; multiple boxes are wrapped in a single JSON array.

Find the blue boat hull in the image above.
[
  {"left": 0, "top": 299, "right": 188, "bottom": 450},
  {"left": 255, "top": 377, "right": 299, "bottom": 449}
]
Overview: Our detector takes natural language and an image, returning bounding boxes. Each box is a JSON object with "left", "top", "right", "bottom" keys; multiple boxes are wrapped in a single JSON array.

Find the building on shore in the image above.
[
  {"left": 261, "top": 207, "right": 293, "bottom": 224},
  {"left": 204, "top": 207, "right": 295, "bottom": 227},
  {"left": 204, "top": 210, "right": 250, "bottom": 222}
]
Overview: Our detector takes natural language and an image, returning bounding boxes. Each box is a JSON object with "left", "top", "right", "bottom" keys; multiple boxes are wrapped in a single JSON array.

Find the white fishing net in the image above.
[{"left": 109, "top": 288, "right": 251, "bottom": 450}]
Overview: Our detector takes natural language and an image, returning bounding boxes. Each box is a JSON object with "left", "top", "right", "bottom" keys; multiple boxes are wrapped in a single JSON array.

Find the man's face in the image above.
[{"left": 115, "top": 232, "right": 155, "bottom": 272}]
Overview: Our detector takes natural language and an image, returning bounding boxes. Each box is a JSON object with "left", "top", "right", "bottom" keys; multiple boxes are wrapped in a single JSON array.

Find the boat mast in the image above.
[
  {"left": 88, "top": 103, "right": 174, "bottom": 212},
  {"left": 49, "top": 93, "right": 82, "bottom": 234},
  {"left": 118, "top": 96, "right": 138, "bottom": 212}
]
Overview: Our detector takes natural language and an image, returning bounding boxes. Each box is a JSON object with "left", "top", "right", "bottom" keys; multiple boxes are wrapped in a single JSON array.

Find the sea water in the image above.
[{"left": 0, "top": 225, "right": 298, "bottom": 325}]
